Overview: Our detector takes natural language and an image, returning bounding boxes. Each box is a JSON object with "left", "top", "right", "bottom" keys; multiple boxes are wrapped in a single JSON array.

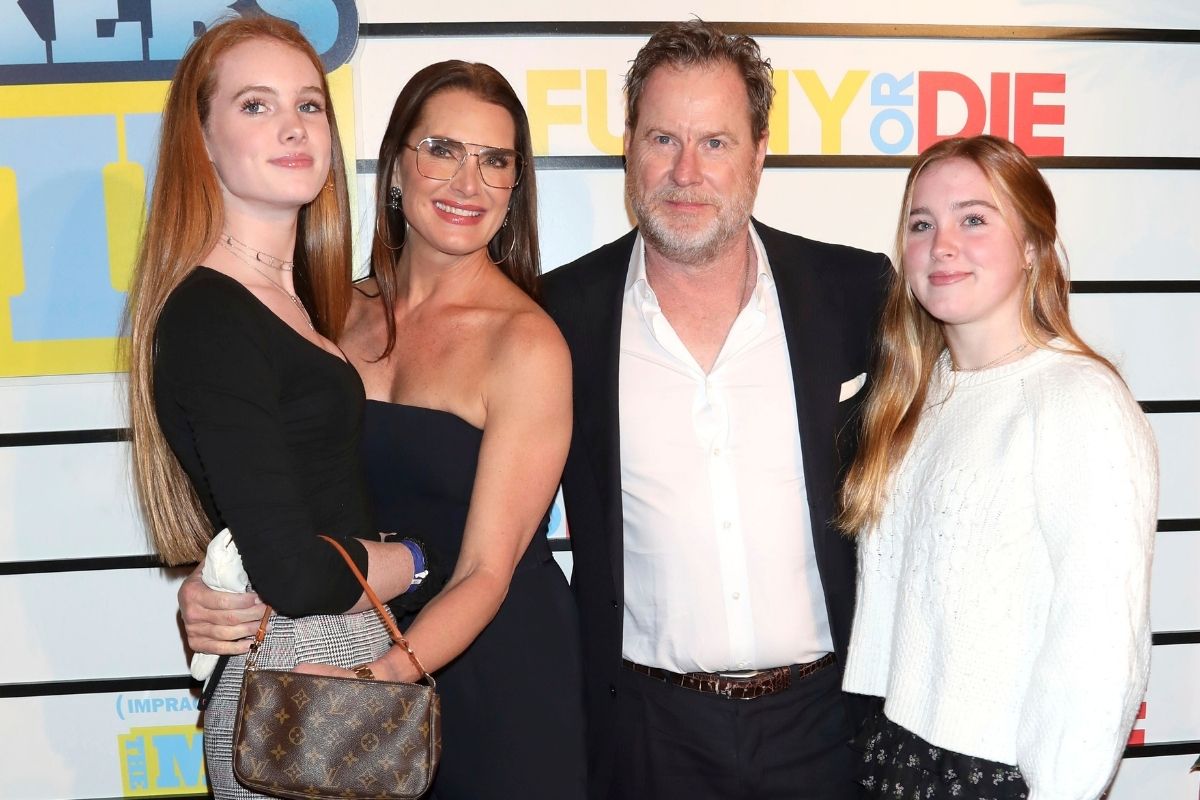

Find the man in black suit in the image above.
[{"left": 541, "top": 20, "right": 888, "bottom": 800}]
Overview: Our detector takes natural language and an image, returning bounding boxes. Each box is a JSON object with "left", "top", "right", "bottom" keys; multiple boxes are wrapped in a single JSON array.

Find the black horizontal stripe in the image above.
[
  {"left": 2, "top": 519, "right": 1195, "bottom": 574},
  {"left": 359, "top": 21, "right": 1200, "bottom": 44},
  {"left": 1140, "top": 400, "right": 1200, "bottom": 414},
  {"left": 1072, "top": 280, "right": 1200, "bottom": 293},
  {"left": 0, "top": 545, "right": 570, "bottom": 574},
  {"left": 0, "top": 555, "right": 166, "bottom": 576},
  {"left": 9, "top": 638, "right": 1199, "bottom": 699},
  {"left": 1152, "top": 631, "right": 1200, "bottom": 646},
  {"left": 0, "top": 392, "right": 1194, "bottom": 456},
  {"left": 356, "top": 155, "right": 1200, "bottom": 174},
  {"left": 1123, "top": 739, "right": 1200, "bottom": 758},
  {"left": 356, "top": 156, "right": 625, "bottom": 173},
  {"left": 0, "top": 427, "right": 127, "bottom": 448},
  {"left": 0, "top": 674, "right": 194, "bottom": 699}
]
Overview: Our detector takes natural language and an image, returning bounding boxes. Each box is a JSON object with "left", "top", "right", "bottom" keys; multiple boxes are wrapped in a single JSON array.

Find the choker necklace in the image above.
[
  {"left": 220, "top": 231, "right": 294, "bottom": 271},
  {"left": 219, "top": 236, "right": 315, "bottom": 331},
  {"left": 952, "top": 342, "right": 1028, "bottom": 372}
]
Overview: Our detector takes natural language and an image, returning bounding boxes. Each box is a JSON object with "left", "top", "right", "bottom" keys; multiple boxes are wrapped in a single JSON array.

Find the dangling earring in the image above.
[
  {"left": 378, "top": 186, "right": 406, "bottom": 251},
  {"left": 487, "top": 215, "right": 516, "bottom": 265},
  {"left": 379, "top": 221, "right": 407, "bottom": 252}
]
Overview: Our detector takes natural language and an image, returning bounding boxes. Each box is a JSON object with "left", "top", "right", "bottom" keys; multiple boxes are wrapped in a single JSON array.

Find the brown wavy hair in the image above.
[
  {"left": 369, "top": 60, "right": 541, "bottom": 360},
  {"left": 123, "top": 15, "right": 353, "bottom": 564},
  {"left": 838, "top": 135, "right": 1115, "bottom": 535},
  {"left": 624, "top": 19, "right": 775, "bottom": 139}
]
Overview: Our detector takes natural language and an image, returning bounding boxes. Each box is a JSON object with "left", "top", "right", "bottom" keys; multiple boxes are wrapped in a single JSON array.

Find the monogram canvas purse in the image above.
[{"left": 232, "top": 535, "right": 441, "bottom": 800}]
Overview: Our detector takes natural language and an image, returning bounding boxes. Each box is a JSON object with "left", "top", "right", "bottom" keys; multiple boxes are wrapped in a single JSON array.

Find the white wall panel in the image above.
[
  {"left": 1151, "top": 531, "right": 1200, "bottom": 633},
  {"left": 1142, "top": 645, "right": 1200, "bottom": 745},
  {"left": 1072, "top": 295, "right": 1200, "bottom": 402},
  {"left": 0, "top": 569, "right": 190, "bottom": 684},
  {"left": 0, "top": 441, "right": 149, "bottom": 561},
  {"left": 1108, "top": 755, "right": 1200, "bottom": 800},
  {"left": 0, "top": 374, "right": 126, "bottom": 433},
  {"left": 1147, "top": 413, "right": 1200, "bottom": 522},
  {"left": 536, "top": 171, "right": 636, "bottom": 271},
  {"left": 1049, "top": 170, "right": 1200, "bottom": 282}
]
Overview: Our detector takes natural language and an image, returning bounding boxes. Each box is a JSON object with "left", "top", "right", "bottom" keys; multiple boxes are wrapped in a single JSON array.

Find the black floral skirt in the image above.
[{"left": 852, "top": 711, "right": 1029, "bottom": 800}]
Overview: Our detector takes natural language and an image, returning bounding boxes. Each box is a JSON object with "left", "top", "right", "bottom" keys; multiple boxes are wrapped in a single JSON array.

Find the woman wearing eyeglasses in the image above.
[
  {"left": 179, "top": 61, "right": 586, "bottom": 799},
  {"left": 338, "top": 59, "right": 586, "bottom": 799}
]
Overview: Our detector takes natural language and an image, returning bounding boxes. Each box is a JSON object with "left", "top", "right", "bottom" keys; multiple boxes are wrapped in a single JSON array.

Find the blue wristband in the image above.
[{"left": 399, "top": 538, "right": 428, "bottom": 594}]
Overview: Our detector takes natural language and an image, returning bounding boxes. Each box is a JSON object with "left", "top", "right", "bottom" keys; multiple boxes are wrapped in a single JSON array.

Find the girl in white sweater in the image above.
[{"left": 839, "top": 135, "right": 1158, "bottom": 800}]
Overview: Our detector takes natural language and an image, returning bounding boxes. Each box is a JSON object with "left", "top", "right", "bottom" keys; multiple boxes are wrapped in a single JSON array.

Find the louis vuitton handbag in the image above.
[{"left": 232, "top": 535, "right": 441, "bottom": 800}]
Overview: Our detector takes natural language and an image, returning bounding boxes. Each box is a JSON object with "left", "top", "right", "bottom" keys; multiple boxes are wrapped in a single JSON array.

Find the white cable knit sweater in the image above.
[{"left": 842, "top": 344, "right": 1158, "bottom": 800}]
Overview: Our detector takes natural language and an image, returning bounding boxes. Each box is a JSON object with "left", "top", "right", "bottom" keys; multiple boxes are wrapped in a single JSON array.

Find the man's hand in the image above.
[{"left": 178, "top": 562, "right": 266, "bottom": 655}]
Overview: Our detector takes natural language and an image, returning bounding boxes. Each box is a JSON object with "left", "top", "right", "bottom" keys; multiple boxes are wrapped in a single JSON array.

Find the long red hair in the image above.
[{"left": 123, "top": 15, "right": 352, "bottom": 564}]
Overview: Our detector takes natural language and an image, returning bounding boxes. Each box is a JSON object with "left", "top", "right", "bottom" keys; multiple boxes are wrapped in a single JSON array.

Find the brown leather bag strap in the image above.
[
  {"left": 318, "top": 534, "right": 432, "bottom": 681},
  {"left": 246, "top": 606, "right": 273, "bottom": 670}
]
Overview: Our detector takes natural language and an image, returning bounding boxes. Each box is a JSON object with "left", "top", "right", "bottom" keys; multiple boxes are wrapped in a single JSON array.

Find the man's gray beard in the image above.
[{"left": 626, "top": 173, "right": 757, "bottom": 266}]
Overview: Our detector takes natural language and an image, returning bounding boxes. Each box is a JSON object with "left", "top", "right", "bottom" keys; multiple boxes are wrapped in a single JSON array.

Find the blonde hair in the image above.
[
  {"left": 838, "top": 135, "right": 1115, "bottom": 535},
  {"left": 123, "top": 16, "right": 352, "bottom": 564}
]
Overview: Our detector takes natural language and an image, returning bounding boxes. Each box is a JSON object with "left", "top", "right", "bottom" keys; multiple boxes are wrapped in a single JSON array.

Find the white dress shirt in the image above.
[{"left": 618, "top": 229, "right": 833, "bottom": 674}]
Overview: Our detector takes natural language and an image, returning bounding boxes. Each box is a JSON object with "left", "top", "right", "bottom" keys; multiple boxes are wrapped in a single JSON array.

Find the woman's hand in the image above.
[
  {"left": 292, "top": 661, "right": 356, "bottom": 679},
  {"left": 290, "top": 657, "right": 415, "bottom": 682}
]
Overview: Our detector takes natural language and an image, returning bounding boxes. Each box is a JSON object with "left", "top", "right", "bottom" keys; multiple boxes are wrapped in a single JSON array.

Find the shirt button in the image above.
[
  {"left": 712, "top": 447, "right": 721, "bottom": 456},
  {"left": 732, "top": 592, "right": 740, "bottom": 600},
  {"left": 611, "top": 599, "right": 619, "bottom": 609},
  {"left": 609, "top": 685, "right": 617, "bottom": 697},
  {"left": 722, "top": 521, "right": 732, "bottom": 530}
]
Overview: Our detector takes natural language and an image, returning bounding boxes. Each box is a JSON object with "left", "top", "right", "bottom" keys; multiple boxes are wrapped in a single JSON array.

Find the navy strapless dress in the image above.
[{"left": 361, "top": 401, "right": 587, "bottom": 800}]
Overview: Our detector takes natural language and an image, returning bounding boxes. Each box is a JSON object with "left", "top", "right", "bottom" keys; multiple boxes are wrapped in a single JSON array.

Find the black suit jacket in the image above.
[{"left": 541, "top": 219, "right": 889, "bottom": 799}]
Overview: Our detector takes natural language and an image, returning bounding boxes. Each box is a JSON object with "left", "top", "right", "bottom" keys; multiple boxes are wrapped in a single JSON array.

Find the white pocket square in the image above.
[{"left": 839, "top": 372, "right": 867, "bottom": 402}]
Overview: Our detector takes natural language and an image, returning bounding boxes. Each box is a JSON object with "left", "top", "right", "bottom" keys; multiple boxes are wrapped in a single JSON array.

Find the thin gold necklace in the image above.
[
  {"left": 952, "top": 341, "right": 1028, "bottom": 372},
  {"left": 220, "top": 231, "right": 293, "bottom": 271},
  {"left": 219, "top": 237, "right": 315, "bottom": 331}
]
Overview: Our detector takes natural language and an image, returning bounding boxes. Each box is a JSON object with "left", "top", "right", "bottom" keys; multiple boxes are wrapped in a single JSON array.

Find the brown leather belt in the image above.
[{"left": 622, "top": 652, "right": 835, "bottom": 700}]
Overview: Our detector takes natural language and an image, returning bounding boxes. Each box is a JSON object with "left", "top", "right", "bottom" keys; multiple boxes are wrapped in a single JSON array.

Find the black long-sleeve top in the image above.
[{"left": 153, "top": 267, "right": 372, "bottom": 616}]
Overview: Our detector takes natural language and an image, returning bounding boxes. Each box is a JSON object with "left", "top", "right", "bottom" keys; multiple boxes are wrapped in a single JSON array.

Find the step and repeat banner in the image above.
[{"left": 0, "top": 1, "right": 1197, "bottom": 797}]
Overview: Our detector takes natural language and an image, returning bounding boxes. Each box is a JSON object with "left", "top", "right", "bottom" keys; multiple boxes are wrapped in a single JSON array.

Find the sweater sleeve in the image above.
[
  {"left": 154, "top": 280, "right": 369, "bottom": 616},
  {"left": 1019, "top": 362, "right": 1158, "bottom": 799}
]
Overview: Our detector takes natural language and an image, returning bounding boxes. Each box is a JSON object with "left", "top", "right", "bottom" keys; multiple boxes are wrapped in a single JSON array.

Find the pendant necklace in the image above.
[{"left": 219, "top": 233, "right": 314, "bottom": 331}]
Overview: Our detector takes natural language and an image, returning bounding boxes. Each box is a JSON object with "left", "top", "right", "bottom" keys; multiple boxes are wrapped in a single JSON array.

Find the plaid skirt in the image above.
[
  {"left": 853, "top": 711, "right": 1029, "bottom": 800},
  {"left": 202, "top": 609, "right": 396, "bottom": 799}
]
